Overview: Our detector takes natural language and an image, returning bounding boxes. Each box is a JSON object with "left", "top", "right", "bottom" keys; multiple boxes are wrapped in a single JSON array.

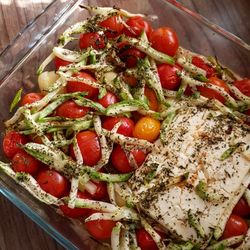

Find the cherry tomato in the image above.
[
  {"left": 36, "top": 169, "right": 69, "bottom": 198},
  {"left": 102, "top": 117, "right": 134, "bottom": 137},
  {"left": 133, "top": 116, "right": 161, "bottom": 142},
  {"left": 56, "top": 100, "right": 89, "bottom": 119},
  {"left": 20, "top": 93, "right": 44, "bottom": 106},
  {"left": 54, "top": 57, "right": 71, "bottom": 70},
  {"left": 99, "top": 15, "right": 124, "bottom": 38},
  {"left": 144, "top": 87, "right": 159, "bottom": 111},
  {"left": 85, "top": 217, "right": 116, "bottom": 240},
  {"left": 98, "top": 92, "right": 119, "bottom": 108},
  {"left": 233, "top": 79, "right": 250, "bottom": 97},
  {"left": 67, "top": 72, "right": 98, "bottom": 99},
  {"left": 136, "top": 228, "right": 158, "bottom": 250},
  {"left": 28, "top": 133, "right": 52, "bottom": 144},
  {"left": 60, "top": 191, "right": 92, "bottom": 218},
  {"left": 157, "top": 64, "right": 182, "bottom": 90},
  {"left": 123, "top": 74, "right": 137, "bottom": 87},
  {"left": 149, "top": 27, "right": 179, "bottom": 56},
  {"left": 111, "top": 144, "right": 146, "bottom": 173},
  {"left": 119, "top": 47, "right": 146, "bottom": 68},
  {"left": 12, "top": 151, "right": 42, "bottom": 175},
  {"left": 90, "top": 181, "right": 108, "bottom": 200},
  {"left": 192, "top": 56, "right": 215, "bottom": 78},
  {"left": 221, "top": 214, "right": 248, "bottom": 239},
  {"left": 232, "top": 198, "right": 250, "bottom": 218},
  {"left": 71, "top": 131, "right": 101, "bottom": 166},
  {"left": 124, "top": 16, "right": 153, "bottom": 38},
  {"left": 79, "top": 32, "right": 106, "bottom": 50},
  {"left": 198, "top": 76, "right": 229, "bottom": 103},
  {"left": 3, "top": 131, "right": 28, "bottom": 159}
]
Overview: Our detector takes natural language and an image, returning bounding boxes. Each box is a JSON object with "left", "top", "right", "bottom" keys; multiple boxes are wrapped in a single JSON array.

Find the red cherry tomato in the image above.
[
  {"left": 71, "top": 131, "right": 101, "bottom": 166},
  {"left": 119, "top": 47, "right": 146, "bottom": 68},
  {"left": 36, "top": 170, "right": 69, "bottom": 198},
  {"left": 124, "top": 16, "right": 153, "bottom": 38},
  {"left": 198, "top": 76, "right": 229, "bottom": 103},
  {"left": 28, "top": 133, "right": 52, "bottom": 145},
  {"left": 90, "top": 181, "right": 108, "bottom": 200},
  {"left": 123, "top": 74, "right": 138, "bottom": 87},
  {"left": 54, "top": 57, "right": 71, "bottom": 70},
  {"left": 192, "top": 56, "right": 215, "bottom": 78},
  {"left": 3, "top": 131, "right": 28, "bottom": 159},
  {"left": 12, "top": 151, "right": 42, "bottom": 175},
  {"left": 157, "top": 64, "right": 182, "bottom": 90},
  {"left": 102, "top": 117, "right": 134, "bottom": 137},
  {"left": 99, "top": 15, "right": 124, "bottom": 38},
  {"left": 60, "top": 191, "right": 92, "bottom": 218},
  {"left": 221, "top": 214, "right": 248, "bottom": 240},
  {"left": 79, "top": 32, "right": 106, "bottom": 50},
  {"left": 67, "top": 72, "right": 98, "bottom": 99},
  {"left": 98, "top": 92, "right": 119, "bottom": 108},
  {"left": 20, "top": 93, "right": 44, "bottom": 106},
  {"left": 56, "top": 100, "right": 89, "bottom": 119},
  {"left": 85, "top": 217, "right": 116, "bottom": 240},
  {"left": 233, "top": 79, "right": 250, "bottom": 97},
  {"left": 149, "top": 27, "right": 179, "bottom": 56},
  {"left": 111, "top": 144, "right": 146, "bottom": 173},
  {"left": 232, "top": 198, "right": 250, "bottom": 218},
  {"left": 136, "top": 228, "right": 158, "bottom": 250}
]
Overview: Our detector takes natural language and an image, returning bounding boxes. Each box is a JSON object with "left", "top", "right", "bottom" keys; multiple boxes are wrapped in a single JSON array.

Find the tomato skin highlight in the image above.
[
  {"left": 20, "top": 93, "right": 44, "bottom": 106},
  {"left": 99, "top": 15, "right": 124, "bottom": 38},
  {"left": 56, "top": 100, "right": 89, "bottom": 119},
  {"left": 124, "top": 16, "right": 153, "bottom": 38},
  {"left": 192, "top": 56, "right": 215, "bottom": 77},
  {"left": 232, "top": 198, "right": 250, "bottom": 218},
  {"left": 198, "top": 76, "right": 229, "bottom": 104},
  {"left": 85, "top": 217, "right": 116, "bottom": 240},
  {"left": 157, "top": 64, "right": 182, "bottom": 90},
  {"left": 12, "top": 151, "right": 42, "bottom": 175},
  {"left": 60, "top": 191, "right": 92, "bottom": 218},
  {"left": 233, "top": 79, "right": 250, "bottom": 97},
  {"left": 133, "top": 116, "right": 161, "bottom": 142},
  {"left": 111, "top": 144, "right": 146, "bottom": 173},
  {"left": 149, "top": 27, "right": 179, "bottom": 56},
  {"left": 98, "top": 92, "right": 119, "bottom": 108},
  {"left": 71, "top": 131, "right": 101, "bottom": 166},
  {"left": 36, "top": 170, "right": 69, "bottom": 198},
  {"left": 79, "top": 32, "right": 106, "bottom": 50},
  {"left": 3, "top": 131, "right": 28, "bottom": 159},
  {"left": 66, "top": 72, "right": 98, "bottom": 99},
  {"left": 102, "top": 117, "right": 134, "bottom": 137},
  {"left": 54, "top": 57, "right": 71, "bottom": 70},
  {"left": 136, "top": 228, "right": 158, "bottom": 250},
  {"left": 221, "top": 214, "right": 248, "bottom": 240}
]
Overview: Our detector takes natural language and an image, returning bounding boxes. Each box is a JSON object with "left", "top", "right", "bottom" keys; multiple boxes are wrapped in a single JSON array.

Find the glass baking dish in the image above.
[{"left": 0, "top": 0, "right": 250, "bottom": 249}]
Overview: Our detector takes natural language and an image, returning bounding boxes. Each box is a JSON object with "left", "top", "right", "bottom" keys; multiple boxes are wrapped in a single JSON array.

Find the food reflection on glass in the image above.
[{"left": 1, "top": 6, "right": 250, "bottom": 250}]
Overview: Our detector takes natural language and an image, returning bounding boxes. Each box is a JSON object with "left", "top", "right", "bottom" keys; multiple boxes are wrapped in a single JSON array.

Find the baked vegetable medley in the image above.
[{"left": 1, "top": 6, "right": 250, "bottom": 249}]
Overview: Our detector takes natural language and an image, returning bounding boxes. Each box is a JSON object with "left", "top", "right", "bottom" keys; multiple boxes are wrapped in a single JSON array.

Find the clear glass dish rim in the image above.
[{"left": 0, "top": 0, "right": 250, "bottom": 249}]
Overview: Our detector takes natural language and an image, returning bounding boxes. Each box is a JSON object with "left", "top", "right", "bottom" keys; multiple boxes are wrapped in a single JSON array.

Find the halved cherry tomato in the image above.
[
  {"left": 20, "top": 93, "right": 44, "bottom": 106},
  {"left": 144, "top": 87, "right": 159, "bottom": 111},
  {"left": 192, "top": 56, "right": 215, "bottom": 78},
  {"left": 233, "top": 79, "right": 250, "bottom": 97},
  {"left": 85, "top": 216, "right": 116, "bottom": 240},
  {"left": 3, "top": 131, "right": 28, "bottom": 159},
  {"left": 124, "top": 16, "right": 153, "bottom": 38},
  {"left": 90, "top": 181, "right": 108, "bottom": 200},
  {"left": 198, "top": 76, "right": 229, "bottom": 103},
  {"left": 111, "top": 144, "right": 146, "bottom": 173},
  {"left": 123, "top": 74, "right": 137, "bottom": 87},
  {"left": 119, "top": 47, "right": 146, "bottom": 68},
  {"left": 98, "top": 92, "right": 119, "bottom": 108},
  {"left": 99, "top": 15, "right": 124, "bottom": 38},
  {"left": 66, "top": 72, "right": 98, "bottom": 99},
  {"left": 54, "top": 57, "right": 71, "bottom": 70},
  {"left": 157, "top": 64, "right": 182, "bottom": 90},
  {"left": 149, "top": 27, "right": 179, "bottom": 56},
  {"left": 60, "top": 191, "right": 92, "bottom": 218},
  {"left": 36, "top": 169, "right": 69, "bottom": 198},
  {"left": 221, "top": 214, "right": 248, "bottom": 240},
  {"left": 232, "top": 197, "right": 250, "bottom": 218},
  {"left": 71, "top": 131, "right": 101, "bottom": 166},
  {"left": 136, "top": 228, "right": 158, "bottom": 250},
  {"left": 79, "top": 32, "right": 106, "bottom": 50},
  {"left": 102, "top": 117, "right": 134, "bottom": 137},
  {"left": 133, "top": 116, "right": 161, "bottom": 142},
  {"left": 56, "top": 100, "right": 89, "bottom": 119},
  {"left": 12, "top": 151, "right": 42, "bottom": 175}
]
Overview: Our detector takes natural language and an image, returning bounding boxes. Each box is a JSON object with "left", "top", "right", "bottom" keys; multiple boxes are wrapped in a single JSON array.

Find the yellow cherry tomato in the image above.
[
  {"left": 133, "top": 116, "right": 161, "bottom": 142},
  {"left": 144, "top": 86, "right": 159, "bottom": 111}
]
